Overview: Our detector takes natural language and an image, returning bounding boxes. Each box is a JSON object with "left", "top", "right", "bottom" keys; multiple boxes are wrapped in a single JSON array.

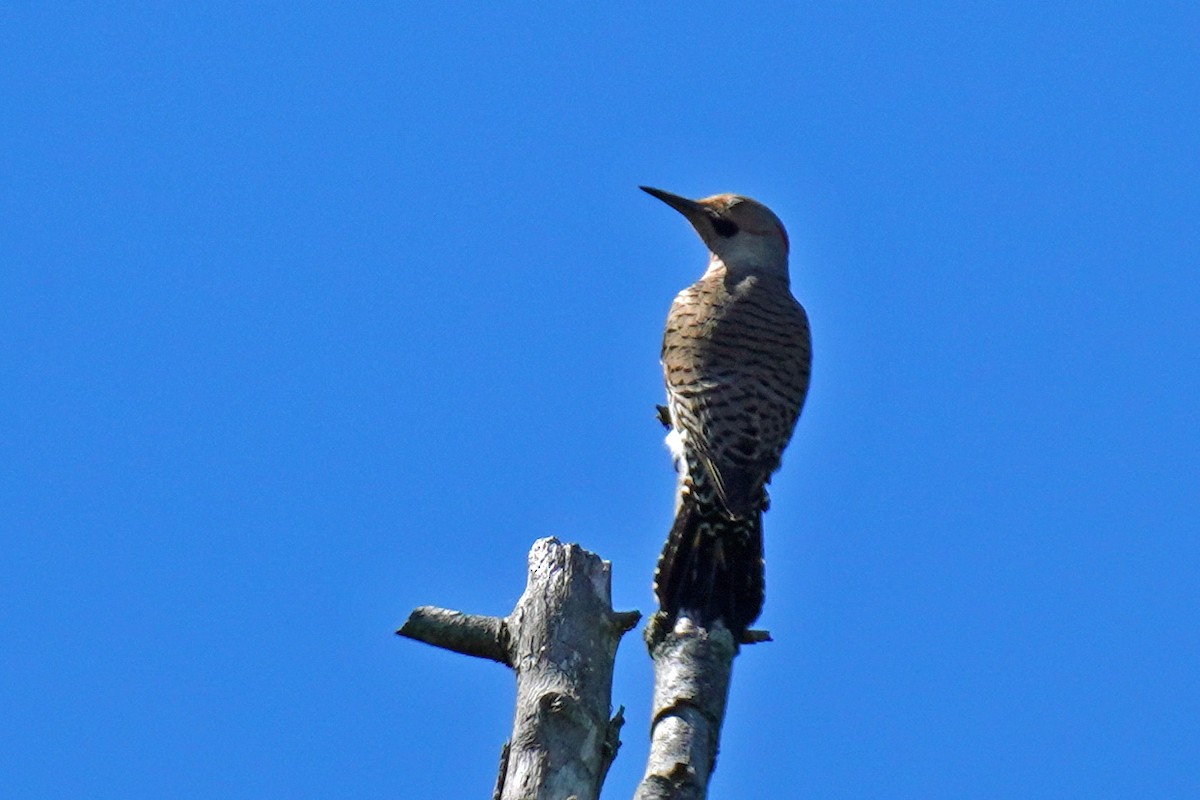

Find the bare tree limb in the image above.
[
  {"left": 397, "top": 537, "right": 640, "bottom": 800},
  {"left": 635, "top": 614, "right": 752, "bottom": 800},
  {"left": 398, "top": 606, "right": 510, "bottom": 664}
]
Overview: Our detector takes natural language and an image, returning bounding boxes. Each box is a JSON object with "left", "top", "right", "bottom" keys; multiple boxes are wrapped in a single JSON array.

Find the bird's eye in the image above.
[{"left": 712, "top": 217, "right": 739, "bottom": 238}]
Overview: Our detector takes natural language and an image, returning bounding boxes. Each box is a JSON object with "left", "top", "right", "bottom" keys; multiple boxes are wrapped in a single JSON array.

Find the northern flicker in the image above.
[{"left": 642, "top": 186, "right": 812, "bottom": 638}]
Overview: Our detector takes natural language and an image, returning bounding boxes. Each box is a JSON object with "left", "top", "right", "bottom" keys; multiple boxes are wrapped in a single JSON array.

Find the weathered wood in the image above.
[
  {"left": 397, "top": 537, "right": 640, "bottom": 800},
  {"left": 634, "top": 615, "right": 743, "bottom": 800},
  {"left": 398, "top": 606, "right": 509, "bottom": 665}
]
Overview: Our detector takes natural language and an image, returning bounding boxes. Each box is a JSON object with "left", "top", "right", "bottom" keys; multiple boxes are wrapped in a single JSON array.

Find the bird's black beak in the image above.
[{"left": 639, "top": 186, "right": 709, "bottom": 221}]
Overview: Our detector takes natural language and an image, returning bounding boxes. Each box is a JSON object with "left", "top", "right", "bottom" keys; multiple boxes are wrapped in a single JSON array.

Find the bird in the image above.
[{"left": 642, "top": 186, "right": 812, "bottom": 639}]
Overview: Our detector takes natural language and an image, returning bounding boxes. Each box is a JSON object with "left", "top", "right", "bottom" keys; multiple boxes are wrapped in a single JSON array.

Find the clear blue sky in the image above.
[{"left": 3, "top": 4, "right": 1197, "bottom": 798}]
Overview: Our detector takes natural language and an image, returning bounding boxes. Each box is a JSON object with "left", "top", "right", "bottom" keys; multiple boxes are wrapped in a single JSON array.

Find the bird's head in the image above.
[{"left": 640, "top": 186, "right": 790, "bottom": 274}]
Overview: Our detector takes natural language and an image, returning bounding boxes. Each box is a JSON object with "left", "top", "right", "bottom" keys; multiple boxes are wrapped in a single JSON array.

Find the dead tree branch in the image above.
[
  {"left": 635, "top": 614, "right": 766, "bottom": 799},
  {"left": 397, "top": 537, "right": 640, "bottom": 800}
]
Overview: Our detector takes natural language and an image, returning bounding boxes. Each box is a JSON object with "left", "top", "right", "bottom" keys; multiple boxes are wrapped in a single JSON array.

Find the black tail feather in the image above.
[{"left": 654, "top": 497, "right": 764, "bottom": 637}]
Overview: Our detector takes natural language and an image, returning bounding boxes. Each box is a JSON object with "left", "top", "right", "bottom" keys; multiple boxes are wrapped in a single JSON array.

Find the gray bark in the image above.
[
  {"left": 397, "top": 537, "right": 639, "bottom": 800},
  {"left": 634, "top": 615, "right": 767, "bottom": 799}
]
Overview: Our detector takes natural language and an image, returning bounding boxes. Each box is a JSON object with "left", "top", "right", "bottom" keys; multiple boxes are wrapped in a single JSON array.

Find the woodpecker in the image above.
[{"left": 642, "top": 186, "right": 812, "bottom": 638}]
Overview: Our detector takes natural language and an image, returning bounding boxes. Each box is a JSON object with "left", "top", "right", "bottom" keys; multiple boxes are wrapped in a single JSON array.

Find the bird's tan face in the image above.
[{"left": 641, "top": 187, "right": 789, "bottom": 272}]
